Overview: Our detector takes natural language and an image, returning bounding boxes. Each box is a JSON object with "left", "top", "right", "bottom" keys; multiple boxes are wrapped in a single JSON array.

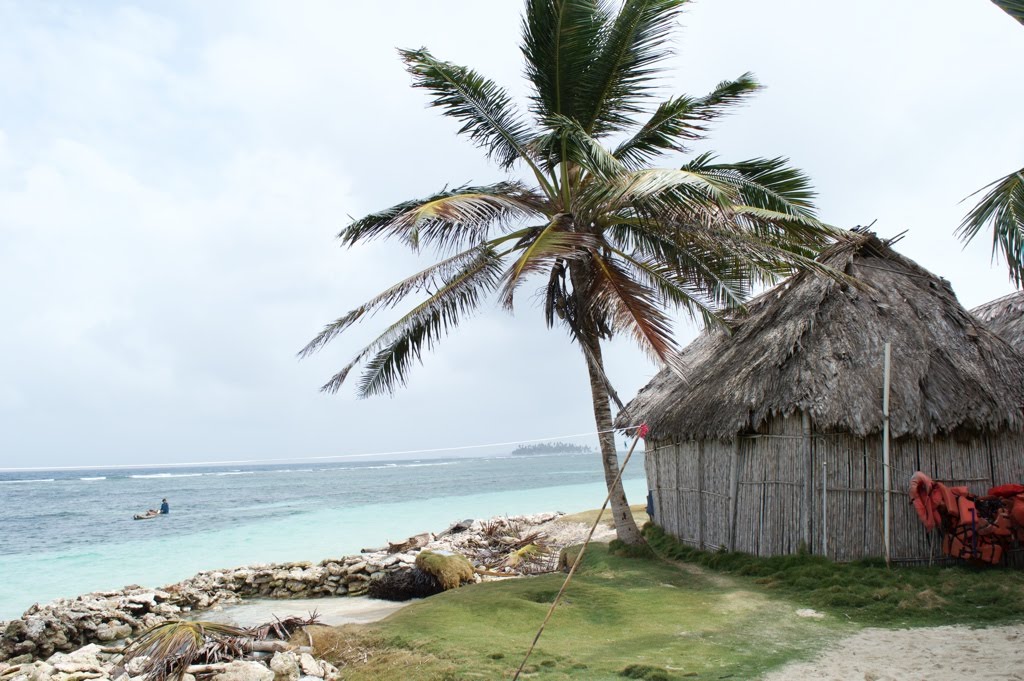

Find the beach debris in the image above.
[
  {"left": 413, "top": 551, "right": 474, "bottom": 591},
  {"left": 365, "top": 569, "right": 442, "bottom": 602},
  {"left": 384, "top": 532, "right": 432, "bottom": 555}
]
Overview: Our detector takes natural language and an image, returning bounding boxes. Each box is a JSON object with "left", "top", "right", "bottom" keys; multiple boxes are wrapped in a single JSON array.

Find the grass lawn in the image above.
[{"left": 306, "top": 524, "right": 1024, "bottom": 680}]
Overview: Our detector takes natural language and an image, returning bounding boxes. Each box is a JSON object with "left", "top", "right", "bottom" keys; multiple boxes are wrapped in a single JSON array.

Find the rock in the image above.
[
  {"left": 319, "top": 662, "right": 339, "bottom": 681},
  {"left": 27, "top": 662, "right": 55, "bottom": 681},
  {"left": 3, "top": 622, "right": 28, "bottom": 642},
  {"left": 269, "top": 652, "right": 299, "bottom": 681},
  {"left": 297, "top": 654, "right": 320, "bottom": 677},
  {"left": 6, "top": 657, "right": 31, "bottom": 666},
  {"left": 210, "top": 661, "right": 274, "bottom": 681}
]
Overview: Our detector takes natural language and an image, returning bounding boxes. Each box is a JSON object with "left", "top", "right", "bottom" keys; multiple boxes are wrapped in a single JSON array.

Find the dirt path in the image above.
[{"left": 762, "top": 623, "right": 1024, "bottom": 680}]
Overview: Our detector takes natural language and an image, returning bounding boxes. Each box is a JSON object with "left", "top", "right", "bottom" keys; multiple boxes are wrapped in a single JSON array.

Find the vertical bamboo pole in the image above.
[
  {"left": 802, "top": 411, "right": 813, "bottom": 551},
  {"left": 882, "top": 342, "right": 892, "bottom": 568},
  {"left": 727, "top": 438, "right": 740, "bottom": 551},
  {"left": 697, "top": 441, "right": 705, "bottom": 550},
  {"left": 822, "top": 461, "right": 828, "bottom": 558}
]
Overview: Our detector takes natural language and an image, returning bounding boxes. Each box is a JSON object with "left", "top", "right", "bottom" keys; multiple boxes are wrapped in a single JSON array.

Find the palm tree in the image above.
[
  {"left": 957, "top": 1, "right": 1024, "bottom": 286},
  {"left": 301, "top": 0, "right": 834, "bottom": 544}
]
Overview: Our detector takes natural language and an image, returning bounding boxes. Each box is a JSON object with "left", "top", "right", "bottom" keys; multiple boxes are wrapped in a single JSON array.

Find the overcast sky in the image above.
[{"left": 2, "top": 0, "right": 1022, "bottom": 469}]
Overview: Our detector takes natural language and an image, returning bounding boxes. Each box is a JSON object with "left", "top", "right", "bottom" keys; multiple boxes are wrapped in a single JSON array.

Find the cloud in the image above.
[{"left": 2, "top": 0, "right": 1023, "bottom": 467}]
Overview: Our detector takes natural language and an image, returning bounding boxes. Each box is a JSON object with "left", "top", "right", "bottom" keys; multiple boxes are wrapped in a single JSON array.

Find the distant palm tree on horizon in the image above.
[{"left": 301, "top": 0, "right": 835, "bottom": 544}]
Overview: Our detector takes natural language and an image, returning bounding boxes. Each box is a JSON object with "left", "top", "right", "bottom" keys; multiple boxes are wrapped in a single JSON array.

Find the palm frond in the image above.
[
  {"left": 400, "top": 48, "right": 537, "bottom": 172},
  {"left": 588, "top": 253, "right": 678, "bottom": 363},
  {"left": 245, "top": 614, "right": 320, "bottom": 641},
  {"left": 578, "top": 0, "right": 690, "bottom": 136},
  {"left": 321, "top": 246, "right": 506, "bottom": 396},
  {"left": 584, "top": 166, "right": 739, "bottom": 215},
  {"left": 611, "top": 249, "right": 735, "bottom": 329},
  {"left": 299, "top": 246, "right": 502, "bottom": 359},
  {"left": 532, "top": 114, "right": 628, "bottom": 183},
  {"left": 499, "top": 214, "right": 599, "bottom": 308},
  {"left": 614, "top": 74, "right": 762, "bottom": 168},
  {"left": 606, "top": 224, "right": 753, "bottom": 312},
  {"left": 683, "top": 154, "right": 818, "bottom": 217},
  {"left": 339, "top": 182, "right": 546, "bottom": 251},
  {"left": 957, "top": 167, "right": 1024, "bottom": 287},
  {"left": 522, "top": 0, "right": 607, "bottom": 122},
  {"left": 992, "top": 0, "right": 1024, "bottom": 25},
  {"left": 118, "top": 621, "right": 249, "bottom": 681}
]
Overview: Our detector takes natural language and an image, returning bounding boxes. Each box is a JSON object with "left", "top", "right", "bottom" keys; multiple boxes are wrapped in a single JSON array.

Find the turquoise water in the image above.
[{"left": 0, "top": 454, "right": 646, "bottom": 620}]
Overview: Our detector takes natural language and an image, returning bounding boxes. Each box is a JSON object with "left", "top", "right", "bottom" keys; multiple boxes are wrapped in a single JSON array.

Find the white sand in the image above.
[
  {"left": 762, "top": 623, "right": 1024, "bottom": 680},
  {"left": 197, "top": 596, "right": 413, "bottom": 628}
]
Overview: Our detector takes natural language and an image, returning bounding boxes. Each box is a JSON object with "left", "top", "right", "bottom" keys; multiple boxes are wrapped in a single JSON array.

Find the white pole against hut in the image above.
[{"left": 882, "top": 342, "right": 892, "bottom": 567}]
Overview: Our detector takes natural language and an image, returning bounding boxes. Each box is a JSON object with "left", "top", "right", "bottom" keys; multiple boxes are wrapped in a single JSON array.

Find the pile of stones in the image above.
[{"left": 0, "top": 642, "right": 342, "bottom": 681}]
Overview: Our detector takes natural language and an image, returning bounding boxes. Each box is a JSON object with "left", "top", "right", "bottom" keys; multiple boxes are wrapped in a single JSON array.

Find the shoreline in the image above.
[
  {"left": 0, "top": 474, "right": 649, "bottom": 620},
  {"left": 0, "top": 511, "right": 601, "bottom": 663}
]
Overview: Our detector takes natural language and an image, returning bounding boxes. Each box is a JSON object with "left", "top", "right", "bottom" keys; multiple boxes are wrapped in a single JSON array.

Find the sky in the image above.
[{"left": 1, "top": 0, "right": 1022, "bottom": 469}]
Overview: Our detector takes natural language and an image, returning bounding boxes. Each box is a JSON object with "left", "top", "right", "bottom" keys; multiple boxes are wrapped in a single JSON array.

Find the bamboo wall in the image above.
[{"left": 645, "top": 414, "right": 1024, "bottom": 562}]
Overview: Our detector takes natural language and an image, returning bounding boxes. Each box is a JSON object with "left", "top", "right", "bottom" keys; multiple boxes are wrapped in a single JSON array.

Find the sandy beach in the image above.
[
  {"left": 764, "top": 623, "right": 1024, "bottom": 681},
  {"left": 198, "top": 596, "right": 414, "bottom": 628}
]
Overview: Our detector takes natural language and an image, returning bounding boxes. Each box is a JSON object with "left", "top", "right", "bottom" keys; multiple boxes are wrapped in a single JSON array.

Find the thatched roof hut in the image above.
[
  {"left": 972, "top": 290, "right": 1024, "bottom": 352},
  {"left": 618, "top": 232, "right": 1024, "bottom": 562}
]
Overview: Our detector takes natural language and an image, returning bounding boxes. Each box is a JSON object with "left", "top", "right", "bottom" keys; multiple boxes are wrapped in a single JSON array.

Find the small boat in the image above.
[{"left": 133, "top": 511, "right": 161, "bottom": 520}]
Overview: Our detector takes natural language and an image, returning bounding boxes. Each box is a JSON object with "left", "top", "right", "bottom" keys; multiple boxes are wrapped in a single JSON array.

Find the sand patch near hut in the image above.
[{"left": 762, "top": 623, "right": 1024, "bottom": 680}]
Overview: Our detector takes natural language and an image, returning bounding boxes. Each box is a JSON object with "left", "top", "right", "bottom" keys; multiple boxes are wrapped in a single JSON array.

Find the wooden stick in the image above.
[
  {"left": 882, "top": 342, "right": 892, "bottom": 568},
  {"left": 511, "top": 428, "right": 644, "bottom": 680}
]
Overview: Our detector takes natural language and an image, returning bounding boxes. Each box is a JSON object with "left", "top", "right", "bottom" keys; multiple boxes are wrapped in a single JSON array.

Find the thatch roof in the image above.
[
  {"left": 971, "top": 290, "right": 1024, "bottom": 352},
  {"left": 616, "top": 232, "right": 1024, "bottom": 441}
]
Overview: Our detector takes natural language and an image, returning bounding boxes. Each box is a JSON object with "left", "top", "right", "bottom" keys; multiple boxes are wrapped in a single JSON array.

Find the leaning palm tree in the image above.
[
  {"left": 957, "top": 1, "right": 1024, "bottom": 286},
  {"left": 302, "top": 0, "right": 834, "bottom": 544}
]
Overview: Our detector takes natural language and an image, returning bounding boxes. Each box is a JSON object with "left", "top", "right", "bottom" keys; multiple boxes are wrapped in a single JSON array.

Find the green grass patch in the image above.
[
  {"left": 643, "top": 523, "right": 1024, "bottom": 627},
  {"left": 321, "top": 544, "right": 845, "bottom": 680}
]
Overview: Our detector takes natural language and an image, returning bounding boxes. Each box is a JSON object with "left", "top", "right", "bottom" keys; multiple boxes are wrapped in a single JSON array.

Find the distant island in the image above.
[{"left": 510, "top": 441, "right": 595, "bottom": 456}]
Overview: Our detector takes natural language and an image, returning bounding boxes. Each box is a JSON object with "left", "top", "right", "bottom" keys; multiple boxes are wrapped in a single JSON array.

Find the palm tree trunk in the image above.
[{"left": 581, "top": 334, "right": 644, "bottom": 545}]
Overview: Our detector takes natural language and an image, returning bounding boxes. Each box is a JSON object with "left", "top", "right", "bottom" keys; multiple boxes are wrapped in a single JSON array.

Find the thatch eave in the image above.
[{"left": 616, "top": 233, "right": 1024, "bottom": 442}]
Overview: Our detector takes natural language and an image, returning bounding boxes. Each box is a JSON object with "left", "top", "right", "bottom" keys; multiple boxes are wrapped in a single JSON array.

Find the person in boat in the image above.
[{"left": 160, "top": 498, "right": 169, "bottom": 514}]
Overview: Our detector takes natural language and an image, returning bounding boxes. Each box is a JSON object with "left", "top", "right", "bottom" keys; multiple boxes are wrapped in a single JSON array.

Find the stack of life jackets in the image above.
[{"left": 909, "top": 471, "right": 1024, "bottom": 565}]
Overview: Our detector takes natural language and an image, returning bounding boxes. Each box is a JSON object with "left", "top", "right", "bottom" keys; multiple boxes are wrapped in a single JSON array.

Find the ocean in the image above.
[{"left": 0, "top": 451, "right": 647, "bottom": 621}]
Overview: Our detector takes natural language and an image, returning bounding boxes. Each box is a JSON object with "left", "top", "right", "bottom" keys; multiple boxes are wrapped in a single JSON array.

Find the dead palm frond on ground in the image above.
[{"left": 117, "top": 615, "right": 320, "bottom": 681}]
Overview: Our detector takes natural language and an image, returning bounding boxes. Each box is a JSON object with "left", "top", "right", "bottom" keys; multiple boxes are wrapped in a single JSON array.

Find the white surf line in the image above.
[{"left": 0, "top": 425, "right": 642, "bottom": 473}]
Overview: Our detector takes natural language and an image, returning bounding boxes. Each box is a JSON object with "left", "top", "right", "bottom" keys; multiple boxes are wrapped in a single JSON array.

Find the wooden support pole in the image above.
[
  {"left": 697, "top": 441, "right": 705, "bottom": 550},
  {"left": 727, "top": 438, "right": 741, "bottom": 551},
  {"left": 882, "top": 342, "right": 892, "bottom": 567},
  {"left": 801, "top": 411, "right": 813, "bottom": 551},
  {"left": 822, "top": 461, "right": 828, "bottom": 558}
]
